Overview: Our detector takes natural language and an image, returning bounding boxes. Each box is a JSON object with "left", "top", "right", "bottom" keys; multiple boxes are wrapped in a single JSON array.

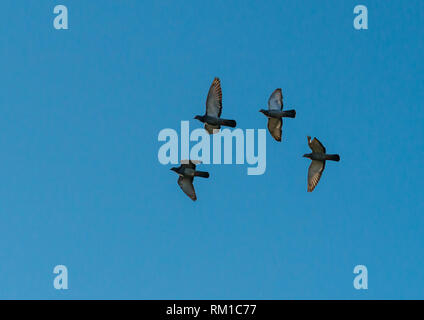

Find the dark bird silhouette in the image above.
[
  {"left": 170, "top": 160, "right": 210, "bottom": 201},
  {"left": 303, "top": 136, "right": 340, "bottom": 192},
  {"left": 259, "top": 88, "right": 296, "bottom": 142},
  {"left": 194, "top": 77, "right": 237, "bottom": 134}
]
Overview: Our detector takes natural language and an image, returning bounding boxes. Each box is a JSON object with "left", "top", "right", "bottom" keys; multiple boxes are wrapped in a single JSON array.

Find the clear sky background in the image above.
[{"left": 0, "top": 0, "right": 423, "bottom": 299}]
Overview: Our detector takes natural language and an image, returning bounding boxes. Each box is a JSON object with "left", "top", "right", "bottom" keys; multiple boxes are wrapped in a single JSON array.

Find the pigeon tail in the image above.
[
  {"left": 194, "top": 171, "right": 210, "bottom": 178},
  {"left": 282, "top": 110, "right": 296, "bottom": 118},
  {"left": 220, "top": 119, "right": 237, "bottom": 128},
  {"left": 326, "top": 154, "right": 340, "bottom": 161}
]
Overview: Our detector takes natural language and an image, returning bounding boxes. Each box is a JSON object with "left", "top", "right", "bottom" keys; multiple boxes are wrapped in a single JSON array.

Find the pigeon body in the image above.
[
  {"left": 170, "top": 160, "right": 210, "bottom": 201},
  {"left": 303, "top": 136, "right": 340, "bottom": 192},
  {"left": 195, "top": 77, "right": 237, "bottom": 134},
  {"left": 261, "top": 109, "right": 296, "bottom": 118},
  {"left": 259, "top": 88, "right": 296, "bottom": 142}
]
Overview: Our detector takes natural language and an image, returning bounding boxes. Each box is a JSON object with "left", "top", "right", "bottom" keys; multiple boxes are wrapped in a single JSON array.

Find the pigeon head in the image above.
[
  {"left": 259, "top": 109, "right": 269, "bottom": 116},
  {"left": 194, "top": 115, "right": 205, "bottom": 122},
  {"left": 170, "top": 167, "right": 179, "bottom": 173},
  {"left": 303, "top": 153, "right": 313, "bottom": 159}
]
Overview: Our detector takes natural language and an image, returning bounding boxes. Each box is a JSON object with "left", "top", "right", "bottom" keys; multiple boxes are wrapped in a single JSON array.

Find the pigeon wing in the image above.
[
  {"left": 307, "top": 160, "right": 325, "bottom": 192},
  {"left": 205, "top": 77, "right": 222, "bottom": 117},
  {"left": 177, "top": 176, "right": 197, "bottom": 201},
  {"left": 267, "top": 118, "right": 282, "bottom": 142},
  {"left": 268, "top": 88, "right": 283, "bottom": 111},
  {"left": 308, "top": 136, "right": 326, "bottom": 153}
]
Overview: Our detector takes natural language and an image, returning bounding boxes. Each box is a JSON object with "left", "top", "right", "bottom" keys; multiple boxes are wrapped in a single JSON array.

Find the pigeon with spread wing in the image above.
[
  {"left": 194, "top": 77, "right": 237, "bottom": 134},
  {"left": 303, "top": 136, "right": 340, "bottom": 192},
  {"left": 259, "top": 89, "right": 296, "bottom": 142},
  {"left": 170, "top": 160, "right": 210, "bottom": 201}
]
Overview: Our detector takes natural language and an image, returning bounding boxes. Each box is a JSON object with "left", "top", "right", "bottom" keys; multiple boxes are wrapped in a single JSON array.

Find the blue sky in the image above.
[{"left": 0, "top": 0, "right": 423, "bottom": 299}]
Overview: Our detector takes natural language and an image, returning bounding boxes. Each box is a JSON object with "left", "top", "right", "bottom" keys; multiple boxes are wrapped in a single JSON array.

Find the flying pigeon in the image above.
[
  {"left": 194, "top": 77, "right": 237, "bottom": 134},
  {"left": 259, "top": 88, "right": 296, "bottom": 142},
  {"left": 170, "top": 160, "right": 210, "bottom": 201},
  {"left": 303, "top": 136, "right": 340, "bottom": 192}
]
